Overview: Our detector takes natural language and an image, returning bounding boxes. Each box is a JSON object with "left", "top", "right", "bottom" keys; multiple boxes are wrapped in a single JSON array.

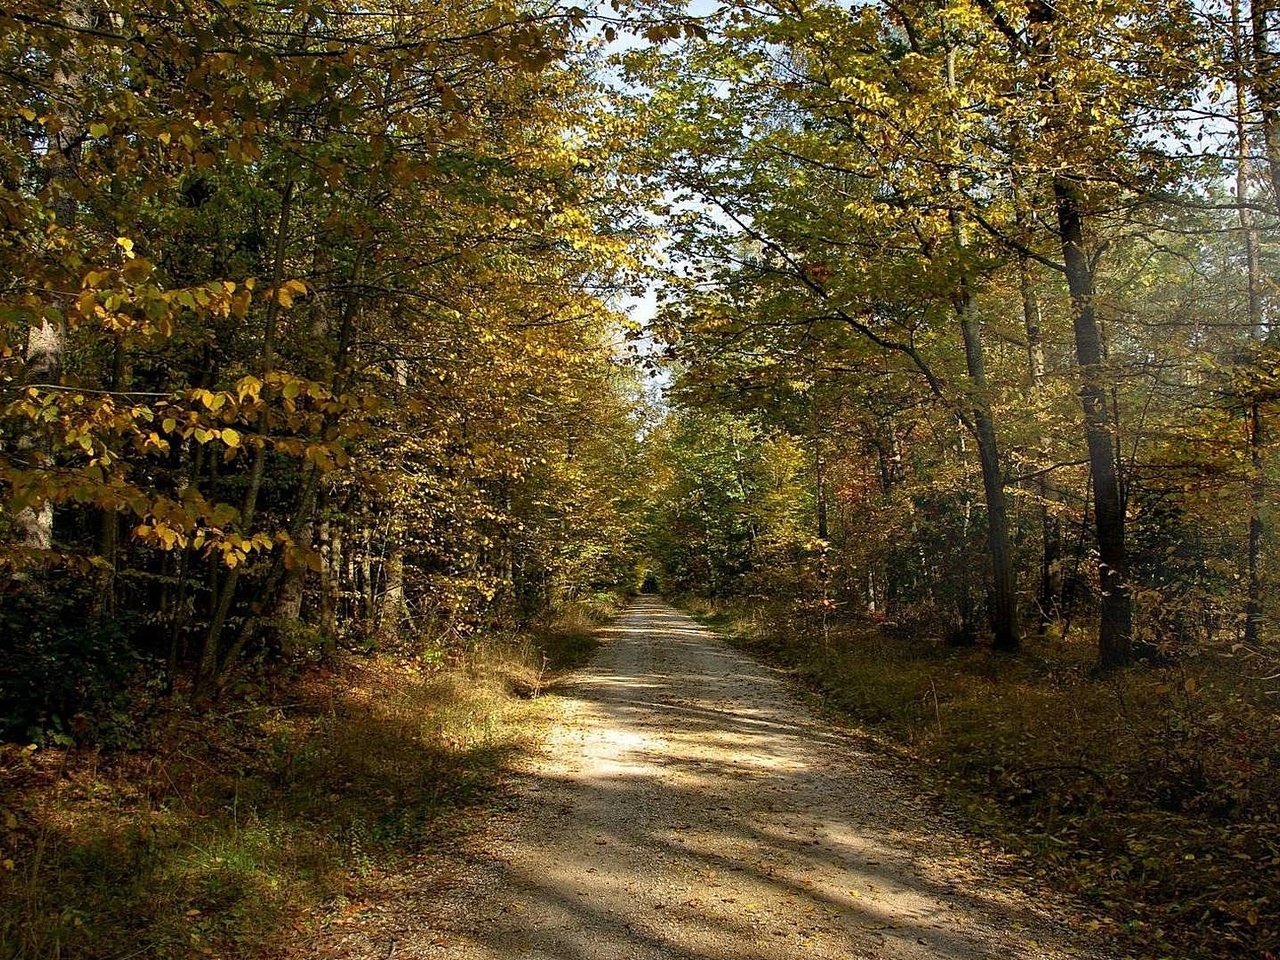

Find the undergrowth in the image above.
[
  {"left": 685, "top": 597, "right": 1280, "bottom": 960},
  {"left": 0, "top": 597, "right": 616, "bottom": 960}
]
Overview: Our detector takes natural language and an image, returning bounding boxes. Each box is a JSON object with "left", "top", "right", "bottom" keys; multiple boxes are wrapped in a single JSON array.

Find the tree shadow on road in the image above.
[{"left": 439, "top": 599, "right": 1108, "bottom": 960}]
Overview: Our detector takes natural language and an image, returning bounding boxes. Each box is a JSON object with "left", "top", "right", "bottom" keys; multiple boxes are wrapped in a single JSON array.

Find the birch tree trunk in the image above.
[{"left": 18, "top": 2, "right": 90, "bottom": 552}]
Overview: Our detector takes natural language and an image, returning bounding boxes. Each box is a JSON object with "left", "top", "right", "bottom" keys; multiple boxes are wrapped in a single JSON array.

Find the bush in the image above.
[{"left": 0, "top": 577, "right": 146, "bottom": 742}]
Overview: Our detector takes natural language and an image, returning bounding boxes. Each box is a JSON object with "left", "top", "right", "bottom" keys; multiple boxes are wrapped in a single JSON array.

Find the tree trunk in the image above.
[
  {"left": 375, "top": 356, "right": 409, "bottom": 646},
  {"left": 814, "top": 444, "right": 831, "bottom": 644},
  {"left": 361, "top": 525, "right": 375, "bottom": 629},
  {"left": 1251, "top": 0, "right": 1280, "bottom": 206},
  {"left": 1248, "top": 402, "right": 1265, "bottom": 646},
  {"left": 95, "top": 336, "right": 127, "bottom": 613},
  {"left": 319, "top": 520, "right": 340, "bottom": 657},
  {"left": 1020, "top": 256, "right": 1060, "bottom": 632},
  {"left": 956, "top": 301, "right": 1020, "bottom": 650},
  {"left": 945, "top": 42, "right": 1019, "bottom": 650},
  {"left": 197, "top": 178, "right": 295, "bottom": 694},
  {"left": 377, "top": 546, "right": 405, "bottom": 647},
  {"left": 272, "top": 523, "right": 310, "bottom": 644},
  {"left": 1053, "top": 178, "right": 1132, "bottom": 669},
  {"left": 17, "top": 317, "right": 60, "bottom": 552},
  {"left": 951, "top": 449, "right": 978, "bottom": 648},
  {"left": 18, "top": 2, "right": 89, "bottom": 553},
  {"left": 1237, "top": 0, "right": 1268, "bottom": 646}
]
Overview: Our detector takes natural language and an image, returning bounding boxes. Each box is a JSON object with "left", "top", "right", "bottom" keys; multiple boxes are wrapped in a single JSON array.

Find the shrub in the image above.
[{"left": 0, "top": 577, "right": 146, "bottom": 742}]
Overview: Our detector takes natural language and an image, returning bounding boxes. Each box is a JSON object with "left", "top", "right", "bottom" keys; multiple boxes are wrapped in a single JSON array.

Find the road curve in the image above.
[{"left": 315, "top": 598, "right": 1106, "bottom": 960}]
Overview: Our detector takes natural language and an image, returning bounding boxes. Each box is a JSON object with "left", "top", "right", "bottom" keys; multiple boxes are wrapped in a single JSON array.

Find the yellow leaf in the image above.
[
  {"left": 116, "top": 237, "right": 134, "bottom": 257},
  {"left": 221, "top": 428, "right": 241, "bottom": 448},
  {"left": 121, "top": 257, "right": 153, "bottom": 282},
  {"left": 274, "top": 279, "right": 307, "bottom": 308}
]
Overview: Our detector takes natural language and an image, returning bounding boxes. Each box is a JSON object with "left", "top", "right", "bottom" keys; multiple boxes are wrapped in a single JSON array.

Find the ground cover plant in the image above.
[
  {"left": 687, "top": 598, "right": 1280, "bottom": 960},
  {"left": 0, "top": 600, "right": 614, "bottom": 960}
]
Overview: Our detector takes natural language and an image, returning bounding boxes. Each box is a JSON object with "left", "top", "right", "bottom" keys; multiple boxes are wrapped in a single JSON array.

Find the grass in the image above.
[
  {"left": 682, "top": 596, "right": 1280, "bottom": 960},
  {"left": 0, "top": 598, "right": 616, "bottom": 960}
]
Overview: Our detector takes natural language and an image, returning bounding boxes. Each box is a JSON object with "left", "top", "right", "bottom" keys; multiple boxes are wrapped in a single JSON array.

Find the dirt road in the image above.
[{"left": 316, "top": 598, "right": 1104, "bottom": 959}]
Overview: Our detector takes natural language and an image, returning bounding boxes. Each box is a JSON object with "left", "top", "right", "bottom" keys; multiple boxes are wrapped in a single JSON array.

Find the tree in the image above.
[{"left": 0, "top": 0, "right": 647, "bottom": 720}]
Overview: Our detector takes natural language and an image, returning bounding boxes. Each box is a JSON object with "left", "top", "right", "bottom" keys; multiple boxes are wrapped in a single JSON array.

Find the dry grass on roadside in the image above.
[
  {"left": 0, "top": 603, "right": 613, "bottom": 960},
  {"left": 689, "top": 598, "right": 1280, "bottom": 960}
]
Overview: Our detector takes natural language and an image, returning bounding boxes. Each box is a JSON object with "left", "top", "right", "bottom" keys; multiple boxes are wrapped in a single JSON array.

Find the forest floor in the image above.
[
  {"left": 303, "top": 597, "right": 1107, "bottom": 960},
  {"left": 0, "top": 611, "right": 607, "bottom": 960},
  {"left": 690, "top": 600, "right": 1280, "bottom": 960}
]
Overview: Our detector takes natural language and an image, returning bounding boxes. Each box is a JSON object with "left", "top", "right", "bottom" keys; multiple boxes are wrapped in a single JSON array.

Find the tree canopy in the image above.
[{"left": 4, "top": 1, "right": 1280, "bottom": 957}]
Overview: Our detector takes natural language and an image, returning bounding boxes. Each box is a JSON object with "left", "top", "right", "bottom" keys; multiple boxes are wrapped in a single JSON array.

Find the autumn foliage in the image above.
[
  {"left": 3, "top": 0, "right": 1280, "bottom": 958},
  {"left": 0, "top": 1, "right": 648, "bottom": 721}
]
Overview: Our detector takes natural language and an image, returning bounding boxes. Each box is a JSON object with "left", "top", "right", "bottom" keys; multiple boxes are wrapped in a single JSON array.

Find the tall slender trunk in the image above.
[
  {"left": 950, "top": 432, "right": 977, "bottom": 645},
  {"left": 873, "top": 422, "right": 903, "bottom": 612},
  {"left": 1053, "top": 179, "right": 1132, "bottom": 668},
  {"left": 727, "top": 425, "right": 759, "bottom": 559},
  {"left": 1247, "top": 401, "right": 1265, "bottom": 646},
  {"left": 814, "top": 443, "right": 832, "bottom": 644},
  {"left": 96, "top": 336, "right": 127, "bottom": 613},
  {"left": 1252, "top": 0, "right": 1280, "bottom": 203},
  {"left": 198, "top": 179, "right": 296, "bottom": 692},
  {"left": 19, "top": 2, "right": 89, "bottom": 553},
  {"left": 957, "top": 306, "right": 1019, "bottom": 651},
  {"left": 361, "top": 525, "right": 375, "bottom": 628},
  {"left": 815, "top": 446, "right": 828, "bottom": 541},
  {"left": 1021, "top": 253, "right": 1059, "bottom": 631},
  {"left": 1236, "top": 0, "right": 1268, "bottom": 645},
  {"left": 945, "top": 47, "right": 1018, "bottom": 650},
  {"left": 1022, "top": 0, "right": 1132, "bottom": 668},
  {"left": 319, "top": 519, "right": 341, "bottom": 657},
  {"left": 375, "top": 357, "right": 409, "bottom": 646}
]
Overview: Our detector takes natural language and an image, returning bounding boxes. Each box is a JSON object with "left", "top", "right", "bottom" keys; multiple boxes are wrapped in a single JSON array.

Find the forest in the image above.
[{"left": 2, "top": 1, "right": 1279, "bottom": 959}]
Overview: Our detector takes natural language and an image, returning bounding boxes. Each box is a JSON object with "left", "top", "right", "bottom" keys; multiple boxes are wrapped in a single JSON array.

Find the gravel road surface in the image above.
[{"left": 311, "top": 598, "right": 1105, "bottom": 960}]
